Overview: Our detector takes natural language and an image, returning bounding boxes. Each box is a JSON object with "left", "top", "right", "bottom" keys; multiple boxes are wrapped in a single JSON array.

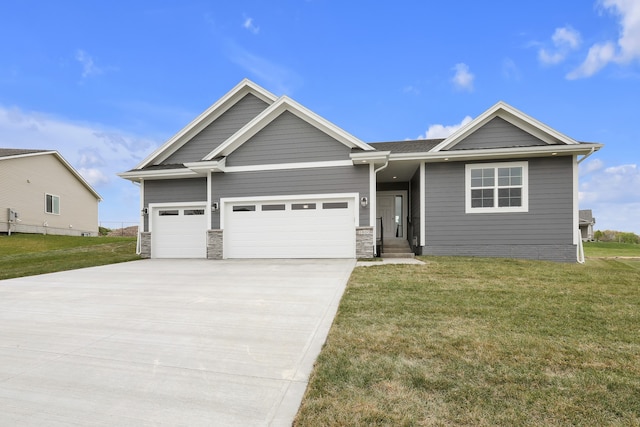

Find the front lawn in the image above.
[
  {"left": 584, "top": 241, "right": 640, "bottom": 258},
  {"left": 0, "top": 233, "right": 139, "bottom": 280},
  {"left": 296, "top": 256, "right": 640, "bottom": 426}
]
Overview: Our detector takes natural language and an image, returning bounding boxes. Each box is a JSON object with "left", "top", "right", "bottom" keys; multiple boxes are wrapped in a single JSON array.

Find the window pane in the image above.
[
  {"left": 471, "top": 169, "right": 483, "bottom": 179},
  {"left": 471, "top": 189, "right": 494, "bottom": 208},
  {"left": 53, "top": 196, "right": 59, "bottom": 214},
  {"left": 46, "top": 195, "right": 53, "bottom": 213},
  {"left": 292, "top": 203, "right": 316, "bottom": 210},
  {"left": 184, "top": 209, "right": 204, "bottom": 215},
  {"left": 322, "top": 202, "right": 348, "bottom": 209},
  {"left": 159, "top": 210, "right": 179, "bottom": 216},
  {"left": 498, "top": 188, "right": 522, "bottom": 207},
  {"left": 262, "top": 204, "right": 285, "bottom": 211},
  {"left": 481, "top": 168, "right": 494, "bottom": 186},
  {"left": 232, "top": 205, "right": 256, "bottom": 212},
  {"left": 471, "top": 177, "right": 483, "bottom": 188}
]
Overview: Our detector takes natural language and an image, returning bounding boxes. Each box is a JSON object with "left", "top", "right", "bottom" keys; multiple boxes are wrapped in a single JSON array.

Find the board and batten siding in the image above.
[
  {"left": 163, "top": 94, "right": 270, "bottom": 164},
  {"left": 450, "top": 117, "right": 549, "bottom": 150},
  {"left": 211, "top": 165, "right": 369, "bottom": 227},
  {"left": 422, "top": 156, "right": 576, "bottom": 262},
  {"left": 225, "top": 111, "right": 352, "bottom": 167},
  {"left": 143, "top": 178, "right": 207, "bottom": 231}
]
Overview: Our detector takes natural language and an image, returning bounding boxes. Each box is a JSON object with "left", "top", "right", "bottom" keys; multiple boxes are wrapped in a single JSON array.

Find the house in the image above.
[
  {"left": 579, "top": 209, "right": 596, "bottom": 241},
  {"left": 119, "top": 79, "right": 603, "bottom": 262},
  {"left": 0, "top": 149, "right": 102, "bottom": 236}
]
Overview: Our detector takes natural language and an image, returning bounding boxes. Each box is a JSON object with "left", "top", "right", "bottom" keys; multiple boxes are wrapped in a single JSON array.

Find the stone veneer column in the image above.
[
  {"left": 356, "top": 226, "right": 374, "bottom": 258},
  {"left": 207, "top": 229, "right": 223, "bottom": 260},
  {"left": 140, "top": 232, "right": 151, "bottom": 259}
]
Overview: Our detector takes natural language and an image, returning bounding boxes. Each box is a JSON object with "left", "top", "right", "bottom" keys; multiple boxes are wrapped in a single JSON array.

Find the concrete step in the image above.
[
  {"left": 383, "top": 246, "right": 412, "bottom": 253},
  {"left": 381, "top": 252, "right": 415, "bottom": 259}
]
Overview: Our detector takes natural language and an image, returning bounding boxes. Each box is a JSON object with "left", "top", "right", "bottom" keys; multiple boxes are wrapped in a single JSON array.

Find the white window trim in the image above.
[
  {"left": 465, "top": 161, "right": 528, "bottom": 213},
  {"left": 45, "top": 193, "right": 61, "bottom": 215}
]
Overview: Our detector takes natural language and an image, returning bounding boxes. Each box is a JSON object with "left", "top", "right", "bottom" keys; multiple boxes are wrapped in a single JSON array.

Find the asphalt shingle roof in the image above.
[{"left": 0, "top": 148, "right": 50, "bottom": 158}]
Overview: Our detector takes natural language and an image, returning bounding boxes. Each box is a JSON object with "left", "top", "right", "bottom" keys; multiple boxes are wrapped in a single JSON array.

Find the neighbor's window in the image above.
[
  {"left": 465, "top": 161, "right": 528, "bottom": 213},
  {"left": 45, "top": 194, "right": 60, "bottom": 215}
]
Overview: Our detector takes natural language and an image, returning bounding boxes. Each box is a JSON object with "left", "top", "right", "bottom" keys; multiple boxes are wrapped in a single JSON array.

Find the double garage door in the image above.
[{"left": 151, "top": 196, "right": 356, "bottom": 259}]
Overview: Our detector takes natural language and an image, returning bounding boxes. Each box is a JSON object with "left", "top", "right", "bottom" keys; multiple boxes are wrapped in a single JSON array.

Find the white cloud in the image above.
[
  {"left": 539, "top": 26, "right": 582, "bottom": 65},
  {"left": 579, "top": 162, "right": 640, "bottom": 233},
  {"left": 502, "top": 58, "right": 522, "bottom": 80},
  {"left": 579, "top": 158, "right": 604, "bottom": 175},
  {"left": 418, "top": 116, "right": 473, "bottom": 139},
  {"left": 75, "top": 49, "right": 103, "bottom": 78},
  {"left": 0, "top": 105, "right": 159, "bottom": 222},
  {"left": 451, "top": 63, "right": 474, "bottom": 92},
  {"left": 569, "top": 0, "right": 640, "bottom": 78},
  {"left": 242, "top": 16, "right": 260, "bottom": 34}
]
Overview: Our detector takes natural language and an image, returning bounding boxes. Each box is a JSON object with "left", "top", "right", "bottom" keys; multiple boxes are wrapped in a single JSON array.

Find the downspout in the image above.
[
  {"left": 577, "top": 146, "right": 596, "bottom": 164},
  {"left": 136, "top": 180, "right": 143, "bottom": 255},
  {"left": 372, "top": 158, "right": 389, "bottom": 256}
]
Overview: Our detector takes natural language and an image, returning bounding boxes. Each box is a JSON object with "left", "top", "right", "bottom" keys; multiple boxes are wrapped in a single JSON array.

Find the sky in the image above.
[{"left": 1, "top": 1, "right": 638, "bottom": 233}]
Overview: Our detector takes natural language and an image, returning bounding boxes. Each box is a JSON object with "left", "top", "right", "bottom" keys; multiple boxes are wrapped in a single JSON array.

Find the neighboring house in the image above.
[
  {"left": 0, "top": 149, "right": 101, "bottom": 236},
  {"left": 119, "top": 79, "right": 603, "bottom": 262},
  {"left": 579, "top": 209, "right": 596, "bottom": 241}
]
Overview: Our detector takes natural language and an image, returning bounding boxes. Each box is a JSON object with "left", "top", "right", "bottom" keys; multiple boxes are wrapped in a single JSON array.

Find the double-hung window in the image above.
[
  {"left": 45, "top": 194, "right": 60, "bottom": 215},
  {"left": 465, "top": 161, "right": 528, "bottom": 213}
]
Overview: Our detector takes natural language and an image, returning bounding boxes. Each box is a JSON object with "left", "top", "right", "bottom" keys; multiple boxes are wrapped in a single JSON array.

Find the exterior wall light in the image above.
[
  {"left": 212, "top": 202, "right": 220, "bottom": 212},
  {"left": 360, "top": 196, "right": 368, "bottom": 208}
]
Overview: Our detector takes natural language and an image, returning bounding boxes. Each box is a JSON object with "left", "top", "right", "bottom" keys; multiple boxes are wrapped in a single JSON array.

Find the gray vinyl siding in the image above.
[
  {"left": 142, "top": 178, "right": 207, "bottom": 231},
  {"left": 163, "top": 94, "right": 269, "bottom": 164},
  {"left": 450, "top": 117, "right": 548, "bottom": 150},
  {"left": 211, "top": 165, "right": 369, "bottom": 227},
  {"left": 225, "top": 111, "right": 352, "bottom": 166},
  {"left": 422, "top": 156, "right": 576, "bottom": 262},
  {"left": 410, "top": 167, "right": 421, "bottom": 251}
]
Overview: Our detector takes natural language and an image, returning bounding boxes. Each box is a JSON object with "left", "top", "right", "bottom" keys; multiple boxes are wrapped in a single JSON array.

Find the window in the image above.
[
  {"left": 45, "top": 194, "right": 60, "bottom": 215},
  {"left": 232, "top": 205, "right": 256, "bottom": 212},
  {"left": 292, "top": 203, "right": 316, "bottom": 210},
  {"left": 159, "top": 210, "right": 179, "bottom": 216},
  {"left": 262, "top": 204, "right": 286, "bottom": 211},
  {"left": 322, "top": 202, "right": 348, "bottom": 209},
  {"left": 465, "top": 161, "right": 528, "bottom": 213},
  {"left": 184, "top": 209, "right": 204, "bottom": 215}
]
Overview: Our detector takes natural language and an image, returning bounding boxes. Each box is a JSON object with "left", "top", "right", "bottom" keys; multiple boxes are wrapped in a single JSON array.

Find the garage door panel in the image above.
[
  {"left": 152, "top": 206, "right": 207, "bottom": 258},
  {"left": 224, "top": 198, "right": 355, "bottom": 259}
]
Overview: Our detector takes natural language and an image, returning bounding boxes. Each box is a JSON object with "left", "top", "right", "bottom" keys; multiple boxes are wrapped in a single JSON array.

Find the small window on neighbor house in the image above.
[
  {"left": 322, "top": 202, "right": 349, "bottom": 209},
  {"left": 262, "top": 204, "right": 286, "bottom": 211},
  {"left": 184, "top": 209, "right": 205, "bottom": 215},
  {"left": 45, "top": 194, "right": 60, "bottom": 215},
  {"left": 232, "top": 205, "right": 256, "bottom": 212},
  {"left": 292, "top": 203, "right": 316, "bottom": 210},
  {"left": 159, "top": 210, "right": 179, "bottom": 216}
]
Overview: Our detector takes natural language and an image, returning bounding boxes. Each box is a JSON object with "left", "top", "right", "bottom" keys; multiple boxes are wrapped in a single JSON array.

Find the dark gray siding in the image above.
[
  {"left": 163, "top": 94, "right": 269, "bottom": 164},
  {"left": 225, "top": 111, "right": 352, "bottom": 166},
  {"left": 410, "top": 168, "right": 421, "bottom": 252},
  {"left": 450, "top": 117, "right": 548, "bottom": 150},
  {"left": 142, "top": 178, "right": 207, "bottom": 231},
  {"left": 211, "top": 165, "right": 369, "bottom": 227},
  {"left": 422, "top": 156, "right": 576, "bottom": 262}
]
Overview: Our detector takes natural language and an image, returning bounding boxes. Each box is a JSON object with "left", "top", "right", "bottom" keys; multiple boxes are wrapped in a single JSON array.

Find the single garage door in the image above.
[
  {"left": 224, "top": 197, "right": 356, "bottom": 259},
  {"left": 151, "top": 205, "right": 207, "bottom": 258}
]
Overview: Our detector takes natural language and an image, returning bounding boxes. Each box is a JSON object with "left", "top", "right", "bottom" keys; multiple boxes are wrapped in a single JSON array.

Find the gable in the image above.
[
  {"left": 448, "top": 117, "right": 549, "bottom": 151},
  {"left": 162, "top": 93, "right": 270, "bottom": 165},
  {"left": 225, "top": 111, "right": 352, "bottom": 167}
]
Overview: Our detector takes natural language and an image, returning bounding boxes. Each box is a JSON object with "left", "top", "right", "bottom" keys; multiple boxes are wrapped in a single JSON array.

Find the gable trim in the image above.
[
  {"left": 135, "top": 79, "right": 278, "bottom": 169},
  {"left": 203, "top": 95, "right": 374, "bottom": 161},
  {"left": 431, "top": 101, "right": 580, "bottom": 152},
  {"left": 1, "top": 150, "right": 102, "bottom": 201}
]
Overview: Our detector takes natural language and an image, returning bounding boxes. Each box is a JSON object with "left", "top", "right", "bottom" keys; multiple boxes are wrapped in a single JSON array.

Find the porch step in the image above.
[{"left": 380, "top": 240, "right": 415, "bottom": 259}]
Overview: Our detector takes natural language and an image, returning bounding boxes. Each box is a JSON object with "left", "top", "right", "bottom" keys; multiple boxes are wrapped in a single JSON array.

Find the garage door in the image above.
[
  {"left": 224, "top": 197, "right": 356, "bottom": 259},
  {"left": 151, "top": 205, "right": 207, "bottom": 258}
]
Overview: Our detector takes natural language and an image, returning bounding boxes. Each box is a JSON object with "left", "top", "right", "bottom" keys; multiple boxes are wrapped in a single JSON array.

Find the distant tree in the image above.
[
  {"left": 99, "top": 226, "right": 111, "bottom": 236},
  {"left": 594, "top": 229, "right": 640, "bottom": 244},
  {"left": 594, "top": 230, "right": 603, "bottom": 241}
]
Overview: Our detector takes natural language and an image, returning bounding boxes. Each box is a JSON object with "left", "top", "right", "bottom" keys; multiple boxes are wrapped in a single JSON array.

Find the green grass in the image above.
[
  {"left": 0, "top": 233, "right": 139, "bottom": 280},
  {"left": 296, "top": 256, "right": 640, "bottom": 426},
  {"left": 584, "top": 241, "right": 640, "bottom": 258}
]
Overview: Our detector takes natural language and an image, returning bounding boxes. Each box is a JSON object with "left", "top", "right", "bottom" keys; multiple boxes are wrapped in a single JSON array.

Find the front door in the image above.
[{"left": 376, "top": 191, "right": 407, "bottom": 240}]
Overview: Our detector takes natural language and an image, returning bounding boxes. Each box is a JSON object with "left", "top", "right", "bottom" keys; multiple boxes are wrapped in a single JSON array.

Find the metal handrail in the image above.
[{"left": 376, "top": 217, "right": 383, "bottom": 257}]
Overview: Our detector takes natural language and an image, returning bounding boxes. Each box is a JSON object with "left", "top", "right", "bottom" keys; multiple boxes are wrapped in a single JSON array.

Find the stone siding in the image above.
[
  {"left": 207, "top": 229, "right": 223, "bottom": 260},
  {"left": 140, "top": 232, "right": 151, "bottom": 258},
  {"left": 356, "top": 226, "right": 374, "bottom": 258}
]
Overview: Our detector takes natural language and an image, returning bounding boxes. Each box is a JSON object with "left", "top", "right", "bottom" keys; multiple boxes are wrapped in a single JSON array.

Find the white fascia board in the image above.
[
  {"left": 388, "top": 142, "right": 603, "bottom": 162},
  {"left": 135, "top": 79, "right": 277, "bottom": 169},
  {"left": 117, "top": 168, "right": 200, "bottom": 181},
  {"left": 184, "top": 158, "right": 226, "bottom": 173},
  {"left": 350, "top": 151, "right": 391, "bottom": 164},
  {"left": 223, "top": 160, "right": 353, "bottom": 173},
  {"left": 204, "top": 96, "right": 374, "bottom": 161},
  {"left": 432, "top": 101, "right": 580, "bottom": 152}
]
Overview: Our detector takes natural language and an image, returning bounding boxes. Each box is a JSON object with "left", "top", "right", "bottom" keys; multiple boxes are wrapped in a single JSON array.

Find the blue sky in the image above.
[{"left": 1, "top": 1, "right": 639, "bottom": 233}]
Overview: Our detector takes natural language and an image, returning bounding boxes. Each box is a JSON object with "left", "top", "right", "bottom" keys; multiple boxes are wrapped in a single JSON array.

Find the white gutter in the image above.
[{"left": 577, "top": 146, "right": 596, "bottom": 164}]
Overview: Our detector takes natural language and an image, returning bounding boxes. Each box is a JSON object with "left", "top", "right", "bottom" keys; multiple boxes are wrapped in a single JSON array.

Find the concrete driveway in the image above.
[{"left": 0, "top": 259, "right": 355, "bottom": 426}]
